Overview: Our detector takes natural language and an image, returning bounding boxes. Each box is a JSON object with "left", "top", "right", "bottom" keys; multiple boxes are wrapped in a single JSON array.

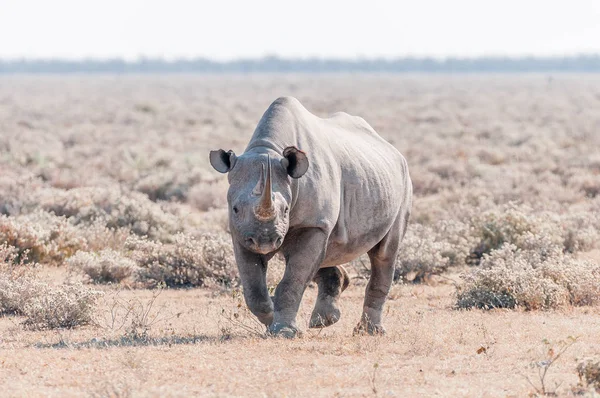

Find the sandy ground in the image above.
[{"left": 2, "top": 271, "right": 600, "bottom": 397}]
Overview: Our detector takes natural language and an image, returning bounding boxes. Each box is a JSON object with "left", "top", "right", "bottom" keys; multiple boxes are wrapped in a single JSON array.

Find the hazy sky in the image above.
[{"left": 1, "top": 0, "right": 599, "bottom": 60}]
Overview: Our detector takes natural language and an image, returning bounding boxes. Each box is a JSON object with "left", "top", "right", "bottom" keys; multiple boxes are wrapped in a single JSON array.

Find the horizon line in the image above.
[
  {"left": 3, "top": 54, "right": 600, "bottom": 62},
  {"left": 2, "top": 55, "right": 600, "bottom": 73}
]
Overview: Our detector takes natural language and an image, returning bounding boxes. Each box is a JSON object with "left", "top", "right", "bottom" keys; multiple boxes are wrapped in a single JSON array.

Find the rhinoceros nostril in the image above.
[{"left": 245, "top": 237, "right": 257, "bottom": 247}]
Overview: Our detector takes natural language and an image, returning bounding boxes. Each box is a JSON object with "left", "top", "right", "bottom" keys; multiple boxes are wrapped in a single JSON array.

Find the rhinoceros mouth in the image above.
[{"left": 245, "top": 236, "right": 283, "bottom": 255}]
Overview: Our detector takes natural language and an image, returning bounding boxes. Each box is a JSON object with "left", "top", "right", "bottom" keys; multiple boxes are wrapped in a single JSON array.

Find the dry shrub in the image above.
[
  {"left": 188, "top": 179, "right": 229, "bottom": 211},
  {"left": 0, "top": 170, "right": 39, "bottom": 216},
  {"left": 0, "top": 275, "right": 43, "bottom": 316},
  {"left": 134, "top": 170, "right": 202, "bottom": 202},
  {"left": 561, "top": 212, "right": 600, "bottom": 254},
  {"left": 420, "top": 203, "right": 600, "bottom": 304},
  {"left": 395, "top": 220, "right": 474, "bottom": 282},
  {"left": 410, "top": 171, "right": 443, "bottom": 196},
  {"left": 428, "top": 160, "right": 469, "bottom": 182},
  {"left": 0, "top": 243, "right": 100, "bottom": 328},
  {"left": 194, "top": 208, "right": 230, "bottom": 233},
  {"left": 38, "top": 187, "right": 182, "bottom": 242},
  {"left": 0, "top": 210, "right": 129, "bottom": 265},
  {"left": 126, "top": 233, "right": 237, "bottom": 288},
  {"left": 67, "top": 249, "right": 138, "bottom": 284},
  {"left": 569, "top": 175, "right": 600, "bottom": 199},
  {"left": 465, "top": 204, "right": 599, "bottom": 265},
  {"left": 22, "top": 283, "right": 101, "bottom": 330},
  {"left": 1, "top": 275, "right": 100, "bottom": 330},
  {"left": 477, "top": 148, "right": 506, "bottom": 165},
  {"left": 0, "top": 243, "right": 39, "bottom": 314},
  {"left": 403, "top": 203, "right": 588, "bottom": 285},
  {"left": 466, "top": 205, "right": 548, "bottom": 265},
  {"left": 395, "top": 225, "right": 451, "bottom": 282},
  {"left": 577, "top": 359, "right": 600, "bottom": 392},
  {"left": 77, "top": 221, "right": 131, "bottom": 252},
  {"left": 433, "top": 219, "right": 475, "bottom": 266},
  {"left": 0, "top": 211, "right": 85, "bottom": 264},
  {"left": 456, "top": 244, "right": 600, "bottom": 310},
  {"left": 0, "top": 241, "right": 21, "bottom": 267}
]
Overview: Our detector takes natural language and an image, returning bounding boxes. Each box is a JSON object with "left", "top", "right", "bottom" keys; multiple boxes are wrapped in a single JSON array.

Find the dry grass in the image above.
[
  {"left": 1, "top": 275, "right": 600, "bottom": 397},
  {"left": 2, "top": 74, "right": 600, "bottom": 396}
]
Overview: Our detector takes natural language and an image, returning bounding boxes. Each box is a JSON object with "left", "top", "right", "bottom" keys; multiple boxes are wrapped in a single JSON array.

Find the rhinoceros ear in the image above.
[
  {"left": 281, "top": 146, "right": 309, "bottom": 178},
  {"left": 209, "top": 149, "right": 237, "bottom": 173}
]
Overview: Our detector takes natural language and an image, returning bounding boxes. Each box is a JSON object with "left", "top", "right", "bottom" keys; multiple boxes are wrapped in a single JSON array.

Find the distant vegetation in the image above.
[
  {"left": 1, "top": 74, "right": 599, "bottom": 315},
  {"left": 2, "top": 75, "right": 600, "bottom": 397},
  {"left": 1, "top": 55, "right": 600, "bottom": 73}
]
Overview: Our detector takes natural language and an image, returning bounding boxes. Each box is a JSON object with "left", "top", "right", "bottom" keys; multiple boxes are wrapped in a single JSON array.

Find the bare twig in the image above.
[
  {"left": 524, "top": 336, "right": 579, "bottom": 396},
  {"left": 370, "top": 362, "right": 379, "bottom": 396}
]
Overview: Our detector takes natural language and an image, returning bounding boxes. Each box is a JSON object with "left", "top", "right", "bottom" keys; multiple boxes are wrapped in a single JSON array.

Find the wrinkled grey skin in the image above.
[{"left": 210, "top": 97, "right": 412, "bottom": 338}]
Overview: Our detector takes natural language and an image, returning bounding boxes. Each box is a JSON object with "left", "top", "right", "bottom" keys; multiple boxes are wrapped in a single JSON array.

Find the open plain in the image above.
[{"left": 1, "top": 74, "right": 600, "bottom": 397}]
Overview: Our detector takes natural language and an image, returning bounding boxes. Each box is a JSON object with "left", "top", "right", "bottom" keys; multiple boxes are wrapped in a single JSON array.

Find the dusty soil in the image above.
[{"left": 2, "top": 271, "right": 599, "bottom": 397}]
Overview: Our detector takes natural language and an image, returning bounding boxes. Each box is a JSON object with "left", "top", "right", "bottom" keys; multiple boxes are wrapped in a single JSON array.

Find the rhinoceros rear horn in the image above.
[
  {"left": 255, "top": 155, "right": 275, "bottom": 220},
  {"left": 252, "top": 164, "right": 265, "bottom": 196},
  {"left": 209, "top": 149, "right": 237, "bottom": 173},
  {"left": 281, "top": 146, "right": 309, "bottom": 178}
]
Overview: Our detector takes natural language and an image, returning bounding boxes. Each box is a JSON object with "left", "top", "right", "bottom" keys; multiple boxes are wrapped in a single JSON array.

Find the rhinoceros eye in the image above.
[
  {"left": 284, "top": 206, "right": 289, "bottom": 213},
  {"left": 232, "top": 206, "right": 239, "bottom": 214}
]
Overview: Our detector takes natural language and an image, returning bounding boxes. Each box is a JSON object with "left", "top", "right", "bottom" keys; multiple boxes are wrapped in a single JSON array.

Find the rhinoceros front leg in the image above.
[
  {"left": 233, "top": 242, "right": 274, "bottom": 327},
  {"left": 309, "top": 265, "right": 350, "bottom": 328},
  {"left": 269, "top": 228, "right": 328, "bottom": 338}
]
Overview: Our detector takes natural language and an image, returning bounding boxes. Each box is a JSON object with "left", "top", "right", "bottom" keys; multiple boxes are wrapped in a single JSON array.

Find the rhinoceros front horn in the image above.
[{"left": 255, "top": 155, "right": 275, "bottom": 221}]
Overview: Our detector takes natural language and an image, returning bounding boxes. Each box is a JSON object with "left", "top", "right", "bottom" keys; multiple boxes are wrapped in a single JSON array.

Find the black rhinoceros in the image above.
[{"left": 210, "top": 97, "right": 412, "bottom": 337}]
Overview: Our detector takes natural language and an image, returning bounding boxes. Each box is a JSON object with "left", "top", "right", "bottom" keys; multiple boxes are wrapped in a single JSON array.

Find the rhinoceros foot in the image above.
[
  {"left": 309, "top": 300, "right": 341, "bottom": 328},
  {"left": 268, "top": 322, "right": 302, "bottom": 338},
  {"left": 352, "top": 320, "right": 386, "bottom": 336}
]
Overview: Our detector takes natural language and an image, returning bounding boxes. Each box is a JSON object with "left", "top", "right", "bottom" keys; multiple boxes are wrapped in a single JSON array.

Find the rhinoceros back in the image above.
[{"left": 248, "top": 97, "right": 412, "bottom": 266}]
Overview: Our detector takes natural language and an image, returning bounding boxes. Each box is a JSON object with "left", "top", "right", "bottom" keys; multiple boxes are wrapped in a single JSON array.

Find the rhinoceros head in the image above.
[{"left": 209, "top": 146, "right": 309, "bottom": 254}]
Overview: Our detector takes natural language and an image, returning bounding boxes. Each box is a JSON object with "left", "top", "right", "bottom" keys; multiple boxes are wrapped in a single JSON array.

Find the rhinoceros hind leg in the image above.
[
  {"left": 354, "top": 210, "right": 407, "bottom": 335},
  {"left": 309, "top": 265, "right": 349, "bottom": 328}
]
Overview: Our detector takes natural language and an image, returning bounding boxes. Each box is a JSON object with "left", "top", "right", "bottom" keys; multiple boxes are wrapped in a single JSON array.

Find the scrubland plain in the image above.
[{"left": 1, "top": 74, "right": 600, "bottom": 397}]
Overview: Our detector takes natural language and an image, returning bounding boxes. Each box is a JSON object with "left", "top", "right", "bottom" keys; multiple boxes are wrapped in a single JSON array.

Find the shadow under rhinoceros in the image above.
[{"left": 33, "top": 333, "right": 213, "bottom": 349}]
